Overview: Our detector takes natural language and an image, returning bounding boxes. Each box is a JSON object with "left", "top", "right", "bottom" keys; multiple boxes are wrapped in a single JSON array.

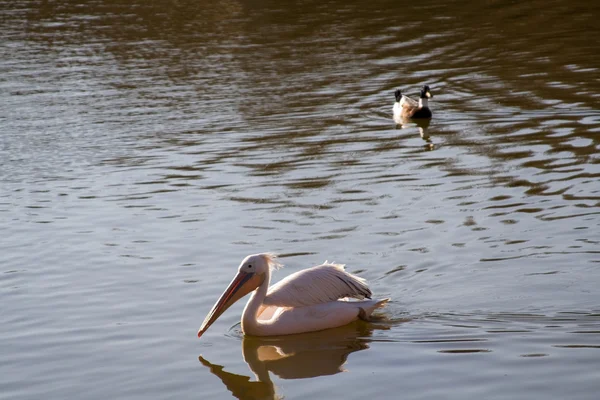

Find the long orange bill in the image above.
[{"left": 197, "top": 271, "right": 256, "bottom": 338}]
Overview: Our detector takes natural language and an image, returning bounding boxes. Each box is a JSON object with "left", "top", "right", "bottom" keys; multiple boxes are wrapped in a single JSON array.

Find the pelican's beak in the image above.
[
  {"left": 426, "top": 91, "right": 433, "bottom": 98},
  {"left": 197, "top": 271, "right": 262, "bottom": 338}
]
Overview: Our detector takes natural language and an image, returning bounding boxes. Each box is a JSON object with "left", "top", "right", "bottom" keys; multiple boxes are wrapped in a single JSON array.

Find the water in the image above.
[{"left": 1, "top": 0, "right": 600, "bottom": 399}]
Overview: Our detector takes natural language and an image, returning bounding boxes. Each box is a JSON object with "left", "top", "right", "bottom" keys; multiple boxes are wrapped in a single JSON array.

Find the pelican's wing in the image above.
[
  {"left": 263, "top": 263, "right": 372, "bottom": 308},
  {"left": 400, "top": 94, "right": 418, "bottom": 108}
]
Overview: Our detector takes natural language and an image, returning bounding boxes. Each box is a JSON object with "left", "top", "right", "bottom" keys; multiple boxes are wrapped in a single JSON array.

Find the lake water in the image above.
[{"left": 1, "top": 1, "right": 600, "bottom": 399}]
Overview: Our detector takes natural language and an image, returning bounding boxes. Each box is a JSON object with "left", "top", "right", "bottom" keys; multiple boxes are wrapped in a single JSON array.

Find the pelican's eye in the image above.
[{"left": 248, "top": 264, "right": 253, "bottom": 269}]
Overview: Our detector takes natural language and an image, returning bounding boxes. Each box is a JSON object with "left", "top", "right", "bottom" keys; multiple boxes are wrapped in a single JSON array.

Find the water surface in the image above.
[{"left": 1, "top": 1, "right": 600, "bottom": 399}]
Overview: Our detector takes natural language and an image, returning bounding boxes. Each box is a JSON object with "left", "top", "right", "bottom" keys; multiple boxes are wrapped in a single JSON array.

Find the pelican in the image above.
[
  {"left": 197, "top": 253, "right": 389, "bottom": 337},
  {"left": 393, "top": 85, "right": 433, "bottom": 121}
]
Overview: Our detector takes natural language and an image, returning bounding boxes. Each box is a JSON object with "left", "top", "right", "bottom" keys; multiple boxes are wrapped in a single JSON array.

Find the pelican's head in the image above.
[
  {"left": 197, "top": 253, "right": 281, "bottom": 338},
  {"left": 239, "top": 253, "right": 279, "bottom": 275},
  {"left": 420, "top": 85, "right": 433, "bottom": 99}
]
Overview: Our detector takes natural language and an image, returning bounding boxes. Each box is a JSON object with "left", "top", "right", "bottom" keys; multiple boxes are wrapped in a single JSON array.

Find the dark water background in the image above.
[{"left": 2, "top": 1, "right": 600, "bottom": 399}]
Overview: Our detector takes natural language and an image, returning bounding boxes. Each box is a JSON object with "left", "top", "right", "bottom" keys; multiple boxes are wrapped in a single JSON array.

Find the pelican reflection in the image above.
[{"left": 199, "top": 322, "right": 385, "bottom": 400}]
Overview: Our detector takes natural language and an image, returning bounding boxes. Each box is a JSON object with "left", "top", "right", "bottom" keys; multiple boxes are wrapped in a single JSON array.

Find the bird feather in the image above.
[
  {"left": 263, "top": 263, "right": 372, "bottom": 307},
  {"left": 400, "top": 94, "right": 418, "bottom": 108}
]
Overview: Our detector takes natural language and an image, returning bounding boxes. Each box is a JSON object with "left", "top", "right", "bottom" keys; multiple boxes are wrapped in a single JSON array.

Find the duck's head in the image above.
[
  {"left": 394, "top": 89, "right": 402, "bottom": 102},
  {"left": 420, "top": 85, "right": 433, "bottom": 99}
]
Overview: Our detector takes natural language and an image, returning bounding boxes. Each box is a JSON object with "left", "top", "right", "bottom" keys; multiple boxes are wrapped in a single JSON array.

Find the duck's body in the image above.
[
  {"left": 398, "top": 89, "right": 418, "bottom": 109},
  {"left": 197, "top": 253, "right": 389, "bottom": 337},
  {"left": 393, "top": 86, "right": 433, "bottom": 121},
  {"left": 404, "top": 98, "right": 432, "bottom": 119}
]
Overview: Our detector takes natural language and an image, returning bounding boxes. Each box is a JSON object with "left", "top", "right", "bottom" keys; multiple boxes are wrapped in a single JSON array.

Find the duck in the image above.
[{"left": 393, "top": 85, "right": 433, "bottom": 120}]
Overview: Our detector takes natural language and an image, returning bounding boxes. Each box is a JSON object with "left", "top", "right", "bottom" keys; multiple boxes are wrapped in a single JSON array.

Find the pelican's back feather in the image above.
[{"left": 263, "top": 263, "right": 372, "bottom": 308}]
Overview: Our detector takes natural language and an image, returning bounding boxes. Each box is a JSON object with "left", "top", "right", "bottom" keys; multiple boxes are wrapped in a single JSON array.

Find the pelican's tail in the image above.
[{"left": 358, "top": 298, "right": 390, "bottom": 322}]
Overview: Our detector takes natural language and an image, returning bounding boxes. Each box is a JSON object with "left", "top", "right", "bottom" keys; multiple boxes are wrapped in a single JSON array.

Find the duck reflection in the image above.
[
  {"left": 199, "top": 322, "right": 383, "bottom": 400},
  {"left": 395, "top": 118, "right": 434, "bottom": 150}
]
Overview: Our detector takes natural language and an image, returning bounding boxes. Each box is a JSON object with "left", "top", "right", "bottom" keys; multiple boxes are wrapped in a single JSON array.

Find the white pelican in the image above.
[
  {"left": 197, "top": 253, "right": 389, "bottom": 337},
  {"left": 393, "top": 85, "right": 433, "bottom": 121}
]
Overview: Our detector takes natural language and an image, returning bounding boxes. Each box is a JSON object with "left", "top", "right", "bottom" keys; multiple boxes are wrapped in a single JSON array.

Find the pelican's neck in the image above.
[
  {"left": 241, "top": 271, "right": 270, "bottom": 333},
  {"left": 419, "top": 97, "right": 429, "bottom": 108},
  {"left": 242, "top": 337, "right": 275, "bottom": 386}
]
